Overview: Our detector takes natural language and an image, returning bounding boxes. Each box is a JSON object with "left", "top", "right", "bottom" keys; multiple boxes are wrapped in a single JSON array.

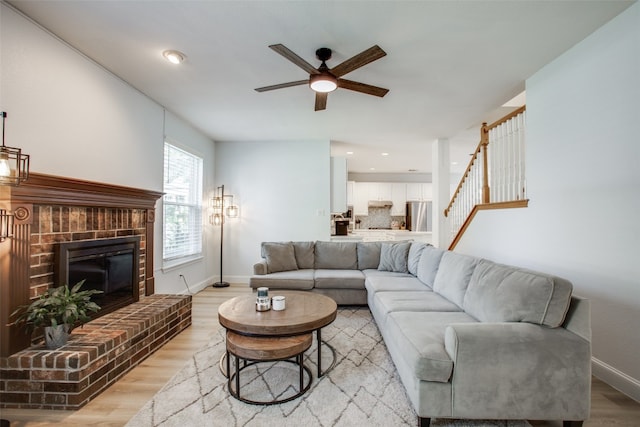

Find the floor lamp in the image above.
[{"left": 210, "top": 185, "right": 238, "bottom": 288}]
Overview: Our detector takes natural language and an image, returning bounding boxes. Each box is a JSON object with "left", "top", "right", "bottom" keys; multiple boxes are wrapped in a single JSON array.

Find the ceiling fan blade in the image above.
[
  {"left": 338, "top": 79, "right": 389, "bottom": 97},
  {"left": 269, "top": 44, "right": 320, "bottom": 75},
  {"left": 255, "top": 80, "right": 308, "bottom": 92},
  {"left": 315, "top": 92, "right": 328, "bottom": 111},
  {"left": 330, "top": 45, "right": 387, "bottom": 78}
]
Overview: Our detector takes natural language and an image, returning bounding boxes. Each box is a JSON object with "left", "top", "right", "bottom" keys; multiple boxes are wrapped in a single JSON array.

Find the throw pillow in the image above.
[
  {"left": 262, "top": 242, "right": 298, "bottom": 273},
  {"left": 377, "top": 241, "right": 411, "bottom": 273}
]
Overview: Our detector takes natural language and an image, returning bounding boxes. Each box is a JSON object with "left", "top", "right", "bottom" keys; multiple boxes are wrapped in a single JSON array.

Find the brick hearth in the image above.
[{"left": 0, "top": 294, "right": 191, "bottom": 410}]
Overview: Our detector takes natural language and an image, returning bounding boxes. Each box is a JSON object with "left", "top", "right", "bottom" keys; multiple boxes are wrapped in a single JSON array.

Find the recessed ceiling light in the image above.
[
  {"left": 346, "top": 151, "right": 354, "bottom": 155},
  {"left": 381, "top": 152, "right": 389, "bottom": 156},
  {"left": 162, "top": 50, "right": 186, "bottom": 65},
  {"left": 451, "top": 161, "right": 458, "bottom": 165},
  {"left": 370, "top": 167, "right": 376, "bottom": 171}
]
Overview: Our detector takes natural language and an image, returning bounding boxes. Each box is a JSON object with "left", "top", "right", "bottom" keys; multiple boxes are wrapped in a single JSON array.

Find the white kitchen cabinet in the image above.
[
  {"left": 347, "top": 181, "right": 355, "bottom": 206},
  {"left": 353, "top": 182, "right": 370, "bottom": 215},
  {"left": 421, "top": 183, "right": 433, "bottom": 200},
  {"left": 406, "top": 183, "right": 433, "bottom": 201},
  {"left": 391, "top": 183, "right": 406, "bottom": 216},
  {"left": 368, "top": 182, "right": 392, "bottom": 201}
]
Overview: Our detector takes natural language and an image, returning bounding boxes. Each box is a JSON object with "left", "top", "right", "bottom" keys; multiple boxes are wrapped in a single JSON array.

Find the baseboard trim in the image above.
[
  {"left": 177, "top": 276, "right": 213, "bottom": 295},
  {"left": 225, "top": 275, "right": 250, "bottom": 284},
  {"left": 592, "top": 357, "right": 640, "bottom": 403}
]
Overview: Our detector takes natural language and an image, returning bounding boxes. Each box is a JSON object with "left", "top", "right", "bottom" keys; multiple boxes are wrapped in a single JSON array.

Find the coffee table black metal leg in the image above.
[
  {"left": 316, "top": 328, "right": 337, "bottom": 377},
  {"left": 235, "top": 354, "right": 240, "bottom": 399},
  {"left": 298, "top": 354, "right": 304, "bottom": 391},
  {"left": 317, "top": 328, "right": 322, "bottom": 376},
  {"left": 226, "top": 351, "right": 230, "bottom": 379}
]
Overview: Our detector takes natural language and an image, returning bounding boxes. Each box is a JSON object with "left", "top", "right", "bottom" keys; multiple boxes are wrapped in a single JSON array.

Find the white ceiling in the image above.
[{"left": 7, "top": 0, "right": 634, "bottom": 175}]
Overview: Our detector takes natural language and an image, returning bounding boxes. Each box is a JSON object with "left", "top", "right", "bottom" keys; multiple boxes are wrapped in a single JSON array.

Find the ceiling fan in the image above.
[{"left": 255, "top": 44, "right": 389, "bottom": 111}]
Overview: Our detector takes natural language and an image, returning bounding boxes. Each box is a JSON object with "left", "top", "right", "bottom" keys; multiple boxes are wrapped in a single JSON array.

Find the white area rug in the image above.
[{"left": 126, "top": 308, "right": 531, "bottom": 427}]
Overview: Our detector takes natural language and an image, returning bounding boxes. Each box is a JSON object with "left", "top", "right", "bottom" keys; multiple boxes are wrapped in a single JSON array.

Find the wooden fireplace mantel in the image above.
[
  {"left": 0, "top": 173, "right": 163, "bottom": 357},
  {"left": 7, "top": 173, "right": 163, "bottom": 208}
]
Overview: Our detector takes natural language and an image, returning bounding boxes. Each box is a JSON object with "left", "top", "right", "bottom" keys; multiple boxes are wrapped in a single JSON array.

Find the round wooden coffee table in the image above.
[{"left": 218, "top": 291, "right": 338, "bottom": 378}]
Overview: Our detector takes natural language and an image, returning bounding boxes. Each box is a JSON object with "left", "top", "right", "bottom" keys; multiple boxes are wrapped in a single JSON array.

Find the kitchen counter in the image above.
[{"left": 330, "top": 230, "right": 432, "bottom": 244}]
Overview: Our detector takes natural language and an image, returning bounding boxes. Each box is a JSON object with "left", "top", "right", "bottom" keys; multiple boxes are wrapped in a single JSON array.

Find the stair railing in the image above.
[{"left": 444, "top": 106, "right": 528, "bottom": 249}]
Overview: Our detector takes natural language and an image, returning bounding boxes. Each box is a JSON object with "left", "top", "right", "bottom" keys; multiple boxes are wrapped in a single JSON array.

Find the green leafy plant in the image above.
[{"left": 12, "top": 280, "right": 103, "bottom": 332}]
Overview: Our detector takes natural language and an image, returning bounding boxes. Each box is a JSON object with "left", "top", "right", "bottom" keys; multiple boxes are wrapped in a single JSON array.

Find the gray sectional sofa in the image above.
[{"left": 250, "top": 240, "right": 591, "bottom": 426}]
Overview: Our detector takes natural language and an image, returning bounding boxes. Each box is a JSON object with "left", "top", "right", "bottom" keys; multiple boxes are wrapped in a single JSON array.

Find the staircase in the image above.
[{"left": 444, "top": 106, "right": 528, "bottom": 249}]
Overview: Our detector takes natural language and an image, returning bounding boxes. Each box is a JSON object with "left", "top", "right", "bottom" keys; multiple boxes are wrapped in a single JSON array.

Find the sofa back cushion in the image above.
[
  {"left": 408, "top": 242, "right": 428, "bottom": 276},
  {"left": 261, "top": 242, "right": 299, "bottom": 273},
  {"left": 432, "top": 252, "right": 479, "bottom": 307},
  {"left": 315, "top": 241, "right": 358, "bottom": 269},
  {"left": 416, "top": 245, "right": 445, "bottom": 288},
  {"left": 357, "top": 242, "right": 382, "bottom": 270},
  {"left": 463, "top": 259, "right": 573, "bottom": 327},
  {"left": 378, "top": 242, "right": 412, "bottom": 273},
  {"left": 292, "top": 241, "right": 315, "bottom": 269}
]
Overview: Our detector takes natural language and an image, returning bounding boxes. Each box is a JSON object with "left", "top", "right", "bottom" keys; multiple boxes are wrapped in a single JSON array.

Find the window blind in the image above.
[{"left": 163, "top": 142, "right": 203, "bottom": 262}]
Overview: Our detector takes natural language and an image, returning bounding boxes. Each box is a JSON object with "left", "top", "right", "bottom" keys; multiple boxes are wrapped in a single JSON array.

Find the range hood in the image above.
[{"left": 368, "top": 200, "right": 393, "bottom": 208}]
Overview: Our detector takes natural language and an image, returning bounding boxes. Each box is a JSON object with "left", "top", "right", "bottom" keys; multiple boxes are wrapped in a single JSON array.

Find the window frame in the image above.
[{"left": 162, "top": 140, "right": 204, "bottom": 269}]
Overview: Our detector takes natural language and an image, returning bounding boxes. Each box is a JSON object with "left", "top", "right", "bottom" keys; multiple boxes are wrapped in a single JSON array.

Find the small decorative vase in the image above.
[{"left": 44, "top": 324, "right": 69, "bottom": 349}]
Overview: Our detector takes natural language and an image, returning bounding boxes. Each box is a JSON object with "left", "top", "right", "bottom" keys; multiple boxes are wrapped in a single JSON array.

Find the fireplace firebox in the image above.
[{"left": 55, "top": 237, "right": 141, "bottom": 317}]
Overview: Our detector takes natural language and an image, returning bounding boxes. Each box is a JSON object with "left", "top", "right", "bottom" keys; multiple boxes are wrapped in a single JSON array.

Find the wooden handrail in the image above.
[
  {"left": 444, "top": 105, "right": 527, "bottom": 247},
  {"left": 444, "top": 142, "right": 482, "bottom": 217},
  {"left": 486, "top": 105, "right": 526, "bottom": 130}
]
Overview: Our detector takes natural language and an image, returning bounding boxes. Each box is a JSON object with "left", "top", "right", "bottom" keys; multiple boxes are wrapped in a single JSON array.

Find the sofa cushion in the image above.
[
  {"left": 463, "top": 259, "right": 573, "bottom": 327},
  {"left": 357, "top": 241, "right": 382, "bottom": 270},
  {"left": 315, "top": 241, "right": 358, "bottom": 269},
  {"left": 314, "top": 269, "right": 365, "bottom": 290},
  {"left": 362, "top": 269, "right": 413, "bottom": 279},
  {"left": 408, "top": 242, "right": 428, "bottom": 276},
  {"left": 375, "top": 291, "right": 463, "bottom": 316},
  {"left": 249, "top": 269, "right": 314, "bottom": 290},
  {"left": 378, "top": 241, "right": 411, "bottom": 273},
  {"left": 432, "top": 252, "right": 479, "bottom": 308},
  {"left": 262, "top": 242, "right": 298, "bottom": 273},
  {"left": 371, "top": 291, "right": 463, "bottom": 329},
  {"left": 385, "top": 311, "right": 478, "bottom": 382},
  {"left": 292, "top": 241, "right": 315, "bottom": 269},
  {"left": 416, "top": 245, "right": 446, "bottom": 288},
  {"left": 365, "top": 275, "right": 426, "bottom": 294}
]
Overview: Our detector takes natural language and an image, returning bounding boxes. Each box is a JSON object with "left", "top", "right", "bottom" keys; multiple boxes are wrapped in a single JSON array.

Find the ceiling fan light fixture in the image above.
[
  {"left": 310, "top": 74, "right": 337, "bottom": 93},
  {"left": 162, "top": 50, "right": 186, "bottom": 65}
]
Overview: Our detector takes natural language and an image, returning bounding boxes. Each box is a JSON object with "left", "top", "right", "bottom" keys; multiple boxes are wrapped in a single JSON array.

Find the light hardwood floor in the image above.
[{"left": 2, "top": 284, "right": 639, "bottom": 426}]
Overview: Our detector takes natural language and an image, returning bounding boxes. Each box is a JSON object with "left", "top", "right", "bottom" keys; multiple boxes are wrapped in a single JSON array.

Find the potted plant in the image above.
[{"left": 12, "top": 280, "right": 103, "bottom": 349}]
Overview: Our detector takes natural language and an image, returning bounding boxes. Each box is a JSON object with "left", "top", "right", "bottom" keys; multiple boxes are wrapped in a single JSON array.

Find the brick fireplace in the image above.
[{"left": 0, "top": 173, "right": 192, "bottom": 409}]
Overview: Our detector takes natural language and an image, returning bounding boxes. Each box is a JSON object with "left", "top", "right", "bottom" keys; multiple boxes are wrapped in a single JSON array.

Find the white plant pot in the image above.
[{"left": 44, "top": 324, "right": 69, "bottom": 349}]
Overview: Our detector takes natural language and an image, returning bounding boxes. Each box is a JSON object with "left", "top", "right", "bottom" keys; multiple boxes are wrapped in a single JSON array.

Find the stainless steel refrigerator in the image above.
[{"left": 405, "top": 201, "right": 432, "bottom": 232}]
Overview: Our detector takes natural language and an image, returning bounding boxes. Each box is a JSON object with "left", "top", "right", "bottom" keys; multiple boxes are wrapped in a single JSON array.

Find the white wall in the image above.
[
  {"left": 1, "top": 4, "right": 163, "bottom": 190},
  {"left": 214, "top": 140, "right": 331, "bottom": 282},
  {"left": 456, "top": 3, "right": 640, "bottom": 400},
  {"left": 1, "top": 4, "right": 217, "bottom": 295}
]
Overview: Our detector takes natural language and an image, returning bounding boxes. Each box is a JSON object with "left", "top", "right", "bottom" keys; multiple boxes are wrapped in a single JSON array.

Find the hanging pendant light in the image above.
[{"left": 0, "top": 112, "right": 30, "bottom": 186}]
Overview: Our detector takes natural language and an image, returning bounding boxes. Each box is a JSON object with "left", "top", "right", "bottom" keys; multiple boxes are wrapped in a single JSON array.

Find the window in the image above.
[{"left": 163, "top": 142, "right": 203, "bottom": 264}]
